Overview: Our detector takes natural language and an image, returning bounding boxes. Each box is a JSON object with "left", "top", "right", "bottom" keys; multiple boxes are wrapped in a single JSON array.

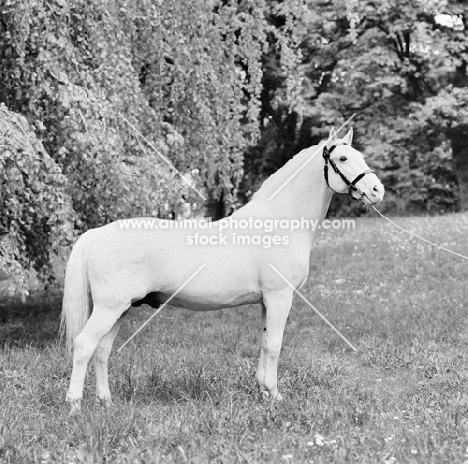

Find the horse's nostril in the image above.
[{"left": 373, "top": 185, "right": 379, "bottom": 193}]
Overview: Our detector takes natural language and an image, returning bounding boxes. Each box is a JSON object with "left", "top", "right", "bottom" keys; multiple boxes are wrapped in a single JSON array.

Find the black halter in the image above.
[{"left": 323, "top": 143, "right": 374, "bottom": 201}]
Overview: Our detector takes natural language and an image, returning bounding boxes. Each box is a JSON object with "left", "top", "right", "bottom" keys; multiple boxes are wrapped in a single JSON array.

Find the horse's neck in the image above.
[{"left": 237, "top": 149, "right": 334, "bottom": 222}]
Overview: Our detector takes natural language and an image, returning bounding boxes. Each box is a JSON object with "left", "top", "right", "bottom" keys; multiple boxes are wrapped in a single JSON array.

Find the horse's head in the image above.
[{"left": 323, "top": 127, "right": 384, "bottom": 204}]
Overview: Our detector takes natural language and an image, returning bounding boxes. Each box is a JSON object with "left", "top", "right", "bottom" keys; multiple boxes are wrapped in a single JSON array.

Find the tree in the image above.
[
  {"left": 0, "top": 0, "right": 305, "bottom": 296},
  {"left": 0, "top": 105, "right": 74, "bottom": 298},
  {"left": 243, "top": 0, "right": 468, "bottom": 215}
]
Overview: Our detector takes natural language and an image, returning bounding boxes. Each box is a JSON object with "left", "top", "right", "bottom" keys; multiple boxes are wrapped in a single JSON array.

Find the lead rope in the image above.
[{"left": 371, "top": 205, "right": 468, "bottom": 261}]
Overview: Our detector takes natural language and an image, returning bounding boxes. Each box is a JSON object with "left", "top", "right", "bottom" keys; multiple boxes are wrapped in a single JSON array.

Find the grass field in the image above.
[{"left": 2, "top": 213, "right": 468, "bottom": 463}]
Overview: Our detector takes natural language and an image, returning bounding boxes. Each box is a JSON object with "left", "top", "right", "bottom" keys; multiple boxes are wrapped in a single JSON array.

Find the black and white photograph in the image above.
[{"left": 1, "top": 0, "right": 467, "bottom": 462}]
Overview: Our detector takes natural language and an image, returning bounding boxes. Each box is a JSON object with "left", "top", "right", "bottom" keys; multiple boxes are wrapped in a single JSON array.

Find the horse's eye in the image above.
[{"left": 339, "top": 156, "right": 347, "bottom": 162}]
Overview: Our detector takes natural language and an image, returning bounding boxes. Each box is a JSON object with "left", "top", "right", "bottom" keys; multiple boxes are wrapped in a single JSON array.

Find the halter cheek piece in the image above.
[{"left": 322, "top": 144, "right": 374, "bottom": 201}]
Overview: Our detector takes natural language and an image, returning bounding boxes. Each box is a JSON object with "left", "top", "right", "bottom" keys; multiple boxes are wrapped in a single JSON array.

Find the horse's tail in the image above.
[{"left": 60, "top": 232, "right": 92, "bottom": 353}]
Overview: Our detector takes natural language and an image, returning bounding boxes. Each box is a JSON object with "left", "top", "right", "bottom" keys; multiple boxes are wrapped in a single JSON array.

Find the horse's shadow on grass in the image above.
[
  {"left": 0, "top": 295, "right": 61, "bottom": 348},
  {"left": 114, "top": 365, "right": 254, "bottom": 406}
]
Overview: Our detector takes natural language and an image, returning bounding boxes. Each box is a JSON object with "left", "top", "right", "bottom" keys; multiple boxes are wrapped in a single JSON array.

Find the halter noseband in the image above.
[{"left": 322, "top": 143, "right": 374, "bottom": 201}]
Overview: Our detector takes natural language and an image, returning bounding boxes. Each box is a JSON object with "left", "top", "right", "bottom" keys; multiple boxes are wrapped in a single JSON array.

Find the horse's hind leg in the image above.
[
  {"left": 66, "top": 305, "right": 126, "bottom": 413},
  {"left": 94, "top": 314, "right": 126, "bottom": 407}
]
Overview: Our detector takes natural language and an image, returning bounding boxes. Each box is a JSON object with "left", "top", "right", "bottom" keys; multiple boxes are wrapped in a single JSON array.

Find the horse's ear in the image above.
[
  {"left": 328, "top": 127, "right": 337, "bottom": 141},
  {"left": 342, "top": 128, "right": 353, "bottom": 145}
]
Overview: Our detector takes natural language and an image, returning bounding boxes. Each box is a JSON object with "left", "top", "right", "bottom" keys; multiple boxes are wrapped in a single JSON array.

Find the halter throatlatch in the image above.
[{"left": 322, "top": 144, "right": 374, "bottom": 201}]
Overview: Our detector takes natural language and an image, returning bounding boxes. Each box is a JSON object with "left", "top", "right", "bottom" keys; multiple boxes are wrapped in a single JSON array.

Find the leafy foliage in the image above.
[
  {"left": 1, "top": 0, "right": 468, "bottom": 295},
  {"left": 245, "top": 0, "right": 468, "bottom": 215},
  {"left": 0, "top": 0, "right": 306, "bottom": 294},
  {"left": 0, "top": 105, "right": 74, "bottom": 298}
]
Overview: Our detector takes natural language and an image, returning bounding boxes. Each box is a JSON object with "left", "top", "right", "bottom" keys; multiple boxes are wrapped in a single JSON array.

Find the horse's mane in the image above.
[{"left": 252, "top": 144, "right": 321, "bottom": 200}]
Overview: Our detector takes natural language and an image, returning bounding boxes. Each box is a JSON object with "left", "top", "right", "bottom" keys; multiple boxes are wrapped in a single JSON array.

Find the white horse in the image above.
[{"left": 61, "top": 128, "right": 384, "bottom": 412}]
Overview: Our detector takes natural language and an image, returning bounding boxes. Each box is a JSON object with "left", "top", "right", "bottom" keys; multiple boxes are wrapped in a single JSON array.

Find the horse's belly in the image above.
[
  {"left": 168, "top": 290, "right": 262, "bottom": 311},
  {"left": 157, "top": 265, "right": 263, "bottom": 311}
]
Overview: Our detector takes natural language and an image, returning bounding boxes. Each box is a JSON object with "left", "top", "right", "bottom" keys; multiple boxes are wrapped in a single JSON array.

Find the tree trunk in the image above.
[{"left": 204, "top": 191, "right": 226, "bottom": 220}]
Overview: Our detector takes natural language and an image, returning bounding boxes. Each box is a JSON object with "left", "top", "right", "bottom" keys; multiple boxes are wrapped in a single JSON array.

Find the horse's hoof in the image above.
[
  {"left": 69, "top": 400, "right": 82, "bottom": 415},
  {"left": 260, "top": 390, "right": 283, "bottom": 402},
  {"left": 273, "top": 391, "right": 283, "bottom": 402},
  {"left": 96, "top": 397, "right": 113, "bottom": 409}
]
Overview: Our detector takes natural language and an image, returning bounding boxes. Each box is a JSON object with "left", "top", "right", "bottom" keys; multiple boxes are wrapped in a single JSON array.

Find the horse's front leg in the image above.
[
  {"left": 256, "top": 290, "right": 293, "bottom": 401},
  {"left": 255, "top": 303, "right": 267, "bottom": 396}
]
